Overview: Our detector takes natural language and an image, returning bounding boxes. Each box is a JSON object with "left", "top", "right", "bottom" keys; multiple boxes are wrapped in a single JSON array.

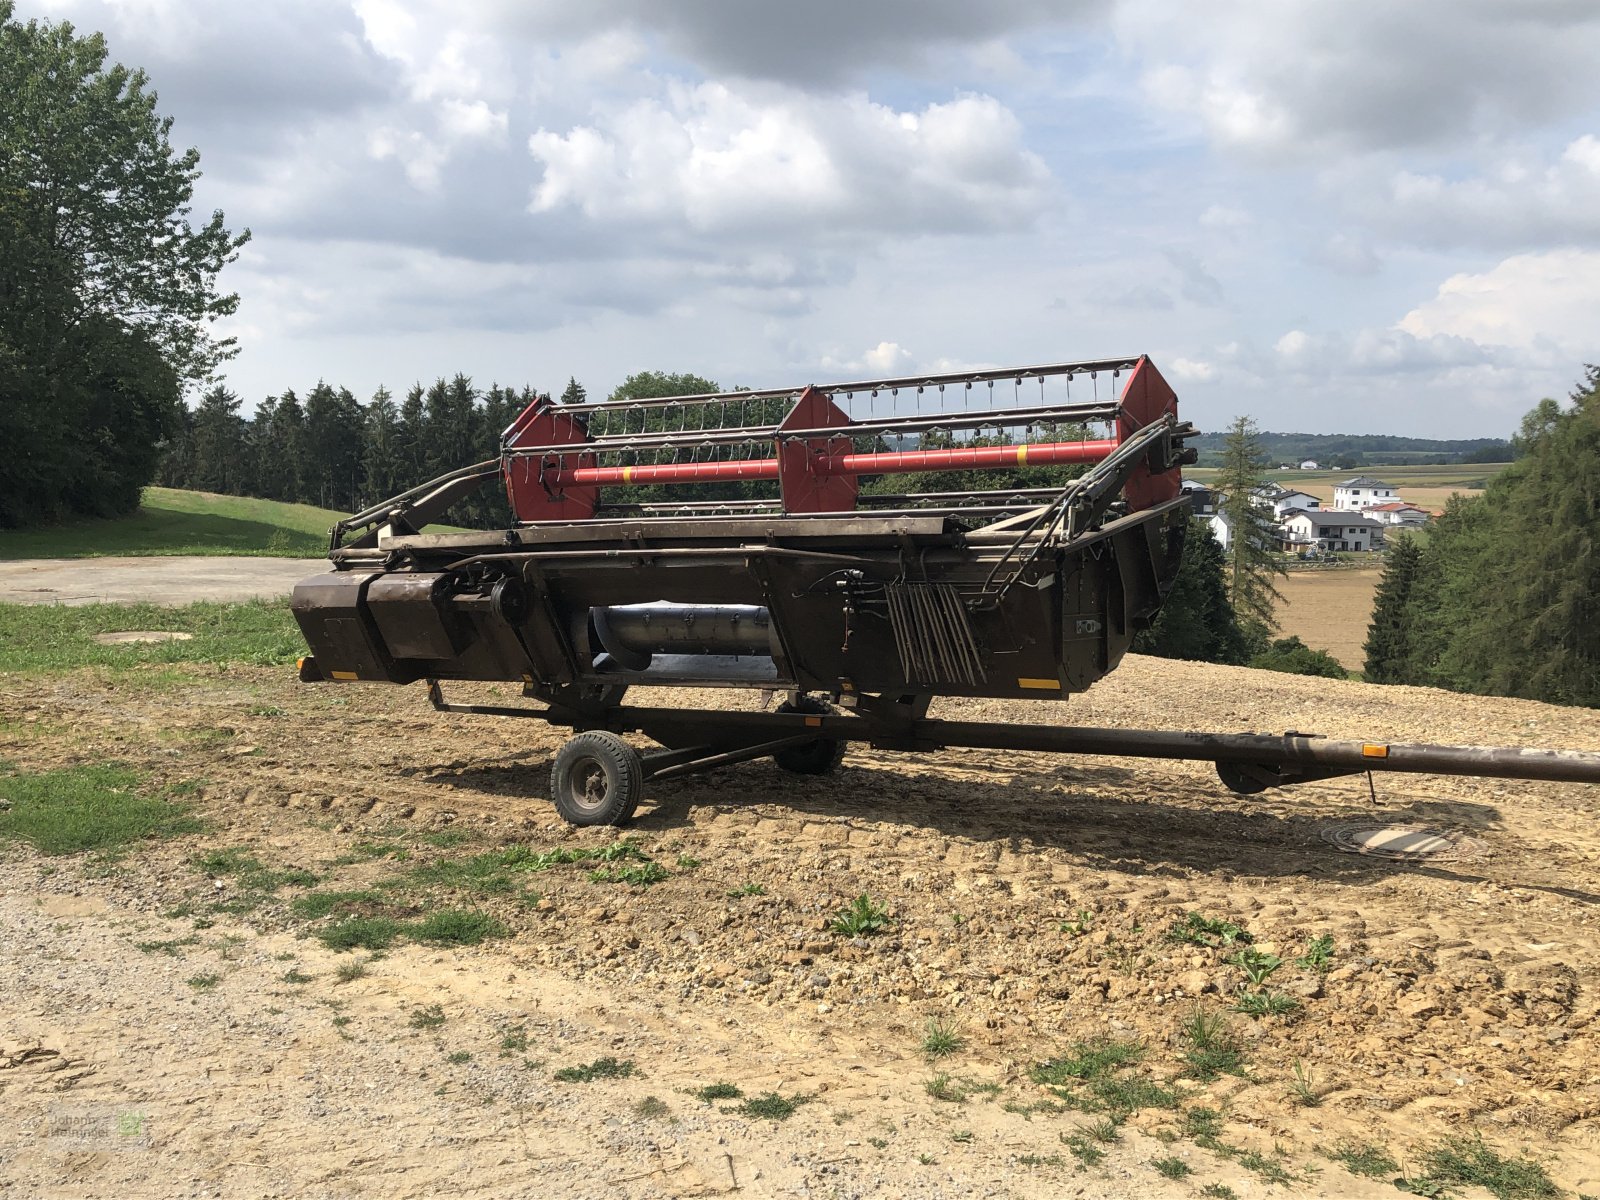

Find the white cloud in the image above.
[
  {"left": 1169, "top": 357, "right": 1215, "bottom": 382},
  {"left": 527, "top": 85, "right": 1052, "bottom": 238},
  {"left": 1369, "top": 136, "right": 1600, "bottom": 249},
  {"left": 1118, "top": 0, "right": 1600, "bottom": 160},
  {"left": 1398, "top": 249, "right": 1600, "bottom": 355}
]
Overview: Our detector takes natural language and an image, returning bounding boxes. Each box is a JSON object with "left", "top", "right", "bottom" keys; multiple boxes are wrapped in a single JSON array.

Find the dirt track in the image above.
[{"left": 4, "top": 657, "right": 1600, "bottom": 1198}]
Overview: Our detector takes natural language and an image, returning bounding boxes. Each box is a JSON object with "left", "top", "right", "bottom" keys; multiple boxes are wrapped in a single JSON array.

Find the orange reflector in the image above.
[
  {"left": 1018, "top": 677, "right": 1062, "bottom": 690},
  {"left": 1362, "top": 743, "right": 1389, "bottom": 758},
  {"left": 805, "top": 716, "right": 822, "bottom": 727},
  {"left": 331, "top": 670, "right": 359, "bottom": 681}
]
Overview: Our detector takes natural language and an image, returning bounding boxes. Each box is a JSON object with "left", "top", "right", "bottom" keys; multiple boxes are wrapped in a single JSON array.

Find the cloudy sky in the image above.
[{"left": 19, "top": 0, "right": 1600, "bottom": 436}]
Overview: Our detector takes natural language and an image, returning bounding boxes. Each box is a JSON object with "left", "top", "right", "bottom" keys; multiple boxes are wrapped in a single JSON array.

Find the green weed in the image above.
[
  {"left": 1419, "top": 1134, "right": 1558, "bottom": 1200},
  {"left": 1231, "top": 990, "right": 1300, "bottom": 1017},
  {"left": 633, "top": 1096, "right": 670, "bottom": 1119},
  {"left": 1227, "top": 947, "right": 1283, "bottom": 986},
  {"left": 1179, "top": 1010, "right": 1247, "bottom": 1081},
  {"left": 693, "top": 1082, "right": 743, "bottom": 1102},
  {"left": 1325, "top": 1139, "right": 1397, "bottom": 1179},
  {"left": 1287, "top": 1060, "right": 1320, "bottom": 1106},
  {"left": 318, "top": 916, "right": 406, "bottom": 951},
  {"left": 446, "top": 1050, "right": 472, "bottom": 1064},
  {"left": 1296, "top": 934, "right": 1335, "bottom": 972},
  {"left": 1165, "top": 912, "right": 1252, "bottom": 948},
  {"left": 408, "top": 1004, "right": 447, "bottom": 1029},
  {"left": 830, "top": 893, "right": 892, "bottom": 936},
  {"left": 334, "top": 960, "right": 369, "bottom": 984},
  {"left": 726, "top": 883, "right": 766, "bottom": 898},
  {"left": 736, "top": 1092, "right": 808, "bottom": 1121},
  {"left": 589, "top": 861, "right": 669, "bottom": 886},
  {"left": 1061, "top": 1133, "right": 1106, "bottom": 1167},
  {"left": 1152, "top": 1155, "right": 1192, "bottom": 1179},
  {"left": 186, "top": 973, "right": 221, "bottom": 991},
  {"left": 1201, "top": 1185, "right": 1239, "bottom": 1199},
  {"left": 554, "top": 1056, "right": 637, "bottom": 1083}
]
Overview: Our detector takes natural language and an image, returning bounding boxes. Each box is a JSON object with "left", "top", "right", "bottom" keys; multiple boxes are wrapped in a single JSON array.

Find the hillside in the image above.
[
  {"left": 0, "top": 488, "right": 349, "bottom": 560},
  {"left": 1190, "top": 431, "right": 1511, "bottom": 468}
]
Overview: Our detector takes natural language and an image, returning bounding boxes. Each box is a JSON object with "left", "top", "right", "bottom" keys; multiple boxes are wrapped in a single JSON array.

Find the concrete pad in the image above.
[{"left": 0, "top": 556, "right": 321, "bottom": 606}]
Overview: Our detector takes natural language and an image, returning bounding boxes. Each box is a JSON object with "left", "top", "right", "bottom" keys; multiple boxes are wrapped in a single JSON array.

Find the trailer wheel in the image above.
[
  {"left": 551, "top": 732, "right": 644, "bottom": 826},
  {"left": 773, "top": 696, "right": 848, "bottom": 776}
]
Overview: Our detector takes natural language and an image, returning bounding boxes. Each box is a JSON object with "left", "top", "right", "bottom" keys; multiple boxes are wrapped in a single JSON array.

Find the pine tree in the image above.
[
  {"left": 1363, "top": 533, "right": 1421, "bottom": 683},
  {"left": 361, "top": 386, "right": 403, "bottom": 506},
  {"left": 1133, "top": 518, "right": 1251, "bottom": 664},
  {"left": 303, "top": 382, "right": 365, "bottom": 511},
  {"left": 558, "top": 376, "right": 587, "bottom": 405},
  {"left": 190, "top": 385, "right": 245, "bottom": 494},
  {"left": 397, "top": 384, "right": 427, "bottom": 486},
  {"left": 1214, "top": 416, "right": 1285, "bottom": 633}
]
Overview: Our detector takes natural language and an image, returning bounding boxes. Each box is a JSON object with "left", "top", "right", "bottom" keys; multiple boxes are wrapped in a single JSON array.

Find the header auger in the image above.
[{"left": 290, "top": 355, "right": 1600, "bottom": 826}]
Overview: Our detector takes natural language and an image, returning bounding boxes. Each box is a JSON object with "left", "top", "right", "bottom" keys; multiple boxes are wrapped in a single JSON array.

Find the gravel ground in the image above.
[
  {"left": 3, "top": 655, "right": 1600, "bottom": 1198},
  {"left": 0, "top": 557, "right": 316, "bottom": 606}
]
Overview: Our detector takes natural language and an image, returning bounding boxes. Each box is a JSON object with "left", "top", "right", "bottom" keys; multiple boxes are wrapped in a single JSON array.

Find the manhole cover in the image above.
[
  {"left": 92, "top": 631, "right": 194, "bottom": 645},
  {"left": 1320, "top": 824, "right": 1485, "bottom": 862}
]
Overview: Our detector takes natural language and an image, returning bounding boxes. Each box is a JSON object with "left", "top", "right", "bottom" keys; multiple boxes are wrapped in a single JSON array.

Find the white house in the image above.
[
  {"left": 1366, "top": 501, "right": 1428, "bottom": 528},
  {"left": 1281, "top": 509, "right": 1383, "bottom": 552},
  {"left": 1207, "top": 512, "right": 1233, "bottom": 550},
  {"left": 1332, "top": 476, "right": 1400, "bottom": 509},
  {"left": 1249, "top": 484, "right": 1324, "bottom": 518},
  {"left": 1299, "top": 460, "right": 1319, "bottom": 470}
]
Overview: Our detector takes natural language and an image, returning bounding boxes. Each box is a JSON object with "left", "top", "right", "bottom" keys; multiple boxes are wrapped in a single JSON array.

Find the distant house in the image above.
[
  {"left": 1207, "top": 512, "right": 1233, "bottom": 550},
  {"left": 1180, "top": 479, "right": 1216, "bottom": 516},
  {"left": 1332, "top": 476, "right": 1400, "bottom": 509},
  {"left": 1366, "top": 501, "right": 1428, "bottom": 528},
  {"left": 1251, "top": 484, "right": 1323, "bottom": 518},
  {"left": 1299, "top": 460, "right": 1319, "bottom": 470},
  {"left": 1281, "top": 509, "right": 1383, "bottom": 552}
]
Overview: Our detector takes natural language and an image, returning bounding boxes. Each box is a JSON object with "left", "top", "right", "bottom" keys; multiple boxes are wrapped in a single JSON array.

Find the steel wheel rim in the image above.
[{"left": 567, "top": 759, "right": 609, "bottom": 814}]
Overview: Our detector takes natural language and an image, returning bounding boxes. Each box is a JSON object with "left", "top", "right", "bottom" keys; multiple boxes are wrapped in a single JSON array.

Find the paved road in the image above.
[{"left": 0, "top": 556, "right": 323, "bottom": 606}]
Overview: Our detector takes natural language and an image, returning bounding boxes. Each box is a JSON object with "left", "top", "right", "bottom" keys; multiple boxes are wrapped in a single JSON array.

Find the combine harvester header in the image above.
[{"left": 291, "top": 356, "right": 1600, "bottom": 825}]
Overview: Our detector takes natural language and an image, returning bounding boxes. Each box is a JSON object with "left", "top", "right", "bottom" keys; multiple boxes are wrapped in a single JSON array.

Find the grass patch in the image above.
[
  {"left": 694, "top": 1082, "right": 743, "bottom": 1102},
  {"left": 446, "top": 1050, "right": 472, "bottom": 1065},
  {"left": 281, "top": 968, "right": 313, "bottom": 984},
  {"left": 1325, "top": 1139, "right": 1397, "bottom": 1179},
  {"left": 1179, "top": 1010, "right": 1248, "bottom": 1081},
  {"left": 0, "top": 599, "right": 306, "bottom": 674},
  {"left": 334, "top": 960, "right": 369, "bottom": 984},
  {"left": 135, "top": 935, "right": 200, "bottom": 955},
  {"left": 726, "top": 883, "right": 766, "bottom": 898},
  {"left": 194, "top": 846, "right": 319, "bottom": 895},
  {"left": 1418, "top": 1134, "right": 1558, "bottom": 1200},
  {"left": 186, "top": 973, "right": 221, "bottom": 991},
  {"left": 554, "top": 1056, "right": 636, "bottom": 1083},
  {"left": 410, "top": 908, "right": 506, "bottom": 945},
  {"left": 1201, "top": 1185, "right": 1239, "bottom": 1199},
  {"left": 319, "top": 916, "right": 407, "bottom": 951},
  {"left": 921, "top": 1017, "right": 964, "bottom": 1060},
  {"left": 1238, "top": 1147, "right": 1299, "bottom": 1186},
  {"left": 1231, "top": 990, "right": 1300, "bottom": 1017},
  {"left": 633, "top": 1096, "right": 670, "bottom": 1119},
  {"left": 290, "top": 889, "right": 388, "bottom": 919},
  {"left": 1030, "top": 1038, "right": 1144, "bottom": 1085},
  {"left": 830, "top": 892, "right": 892, "bottom": 936},
  {"left": 735, "top": 1092, "right": 808, "bottom": 1121},
  {"left": 0, "top": 764, "right": 202, "bottom": 855},
  {"left": 499, "top": 1026, "right": 530, "bottom": 1056}
]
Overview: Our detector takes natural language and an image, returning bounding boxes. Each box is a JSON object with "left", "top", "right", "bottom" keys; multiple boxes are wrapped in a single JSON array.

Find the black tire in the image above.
[
  {"left": 550, "top": 732, "right": 644, "bottom": 826},
  {"left": 773, "top": 696, "right": 848, "bottom": 776}
]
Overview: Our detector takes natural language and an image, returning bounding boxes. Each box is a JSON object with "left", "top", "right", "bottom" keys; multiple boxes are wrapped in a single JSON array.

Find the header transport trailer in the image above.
[{"left": 290, "top": 356, "right": 1600, "bottom": 826}]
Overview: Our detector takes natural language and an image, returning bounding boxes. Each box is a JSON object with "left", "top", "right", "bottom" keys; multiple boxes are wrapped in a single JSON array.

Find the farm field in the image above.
[
  {"left": 1274, "top": 567, "right": 1383, "bottom": 672},
  {"left": 1186, "top": 463, "right": 1508, "bottom": 512},
  {"left": 4, "top": 617, "right": 1600, "bottom": 1198}
]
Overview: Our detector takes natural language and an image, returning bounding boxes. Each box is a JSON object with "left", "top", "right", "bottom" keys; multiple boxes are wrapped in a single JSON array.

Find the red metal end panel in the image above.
[
  {"left": 502, "top": 397, "right": 598, "bottom": 522},
  {"left": 1117, "top": 356, "right": 1180, "bottom": 511},
  {"left": 776, "top": 386, "right": 858, "bottom": 514}
]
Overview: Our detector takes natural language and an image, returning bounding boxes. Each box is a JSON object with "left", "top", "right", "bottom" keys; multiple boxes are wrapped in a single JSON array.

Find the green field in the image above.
[
  {"left": 1185, "top": 462, "right": 1510, "bottom": 510},
  {"left": 0, "top": 488, "right": 347, "bottom": 559},
  {"left": 0, "top": 599, "right": 305, "bottom": 674}
]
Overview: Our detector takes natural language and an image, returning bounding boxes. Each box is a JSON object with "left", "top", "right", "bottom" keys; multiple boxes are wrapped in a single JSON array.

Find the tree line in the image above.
[
  {"left": 1363, "top": 369, "right": 1600, "bottom": 708},
  {"left": 153, "top": 375, "right": 573, "bottom": 528}
]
